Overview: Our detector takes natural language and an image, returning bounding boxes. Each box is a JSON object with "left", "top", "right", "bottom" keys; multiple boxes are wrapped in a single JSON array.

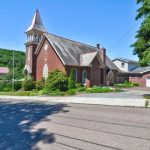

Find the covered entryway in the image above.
[{"left": 146, "top": 76, "right": 150, "bottom": 87}]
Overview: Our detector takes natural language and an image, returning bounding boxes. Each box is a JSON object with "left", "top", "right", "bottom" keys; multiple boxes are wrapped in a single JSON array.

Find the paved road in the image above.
[{"left": 0, "top": 99, "right": 150, "bottom": 150}]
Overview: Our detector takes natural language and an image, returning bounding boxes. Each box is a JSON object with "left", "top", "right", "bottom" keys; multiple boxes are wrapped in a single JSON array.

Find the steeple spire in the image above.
[{"left": 26, "top": 9, "right": 47, "bottom": 33}]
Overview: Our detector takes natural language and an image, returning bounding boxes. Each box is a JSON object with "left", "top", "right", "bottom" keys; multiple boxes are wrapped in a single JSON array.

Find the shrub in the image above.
[
  {"left": 22, "top": 77, "right": 35, "bottom": 91},
  {"left": 86, "top": 87, "right": 113, "bottom": 93},
  {"left": 36, "top": 78, "right": 45, "bottom": 91},
  {"left": 0, "top": 81, "right": 12, "bottom": 92},
  {"left": 76, "top": 83, "right": 82, "bottom": 88},
  {"left": 68, "top": 68, "right": 76, "bottom": 89},
  {"left": 45, "top": 69, "right": 68, "bottom": 92},
  {"left": 67, "top": 89, "right": 76, "bottom": 95},
  {"left": 14, "top": 81, "right": 22, "bottom": 91},
  {"left": 78, "top": 87, "right": 86, "bottom": 92}
]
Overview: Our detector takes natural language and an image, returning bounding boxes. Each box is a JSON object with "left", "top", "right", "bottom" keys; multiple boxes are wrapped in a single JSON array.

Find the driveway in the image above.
[
  {"left": 75, "top": 89, "right": 147, "bottom": 99},
  {"left": 0, "top": 99, "right": 150, "bottom": 150}
]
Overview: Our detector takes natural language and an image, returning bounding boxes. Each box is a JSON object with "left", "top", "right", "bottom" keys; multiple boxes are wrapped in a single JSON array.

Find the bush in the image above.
[
  {"left": 68, "top": 68, "right": 76, "bottom": 89},
  {"left": 22, "top": 77, "right": 35, "bottom": 91},
  {"left": 86, "top": 87, "right": 113, "bottom": 93},
  {"left": 14, "top": 81, "right": 22, "bottom": 91},
  {"left": 113, "top": 80, "right": 140, "bottom": 88},
  {"left": 67, "top": 89, "right": 76, "bottom": 95},
  {"left": 0, "top": 81, "right": 12, "bottom": 92},
  {"left": 36, "top": 79, "right": 45, "bottom": 91},
  {"left": 76, "top": 83, "right": 82, "bottom": 88},
  {"left": 78, "top": 87, "right": 86, "bottom": 92},
  {"left": 45, "top": 69, "right": 68, "bottom": 92}
]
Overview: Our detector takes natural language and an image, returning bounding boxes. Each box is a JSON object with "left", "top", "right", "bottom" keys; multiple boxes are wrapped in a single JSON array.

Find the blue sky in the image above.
[{"left": 0, "top": 0, "right": 140, "bottom": 60}]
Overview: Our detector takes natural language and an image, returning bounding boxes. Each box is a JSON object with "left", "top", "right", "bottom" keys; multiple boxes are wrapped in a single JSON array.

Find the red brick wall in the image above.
[
  {"left": 25, "top": 43, "right": 37, "bottom": 80},
  {"left": 129, "top": 72, "right": 150, "bottom": 87},
  {"left": 36, "top": 40, "right": 66, "bottom": 80},
  {"left": 90, "top": 57, "right": 101, "bottom": 86},
  {"left": 65, "top": 66, "right": 91, "bottom": 87}
]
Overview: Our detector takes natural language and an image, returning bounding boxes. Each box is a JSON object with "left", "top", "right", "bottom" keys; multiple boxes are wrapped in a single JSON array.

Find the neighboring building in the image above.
[
  {"left": 113, "top": 58, "right": 138, "bottom": 72},
  {"left": 113, "top": 58, "right": 150, "bottom": 87},
  {"left": 0, "top": 67, "right": 9, "bottom": 75},
  {"left": 113, "top": 58, "right": 139, "bottom": 83},
  {"left": 129, "top": 66, "right": 150, "bottom": 87},
  {"left": 24, "top": 10, "right": 118, "bottom": 87}
]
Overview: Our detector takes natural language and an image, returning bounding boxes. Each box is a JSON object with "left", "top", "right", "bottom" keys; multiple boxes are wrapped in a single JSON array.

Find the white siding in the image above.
[{"left": 113, "top": 60, "right": 128, "bottom": 72}]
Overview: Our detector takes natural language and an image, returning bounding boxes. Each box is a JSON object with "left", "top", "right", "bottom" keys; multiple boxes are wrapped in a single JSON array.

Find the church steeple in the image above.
[
  {"left": 26, "top": 9, "right": 47, "bottom": 33},
  {"left": 24, "top": 9, "right": 46, "bottom": 80},
  {"left": 26, "top": 9, "right": 47, "bottom": 43}
]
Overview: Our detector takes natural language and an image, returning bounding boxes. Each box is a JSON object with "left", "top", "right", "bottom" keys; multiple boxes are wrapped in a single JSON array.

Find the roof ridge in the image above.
[
  {"left": 46, "top": 33, "right": 99, "bottom": 50},
  {"left": 114, "top": 57, "right": 138, "bottom": 63}
]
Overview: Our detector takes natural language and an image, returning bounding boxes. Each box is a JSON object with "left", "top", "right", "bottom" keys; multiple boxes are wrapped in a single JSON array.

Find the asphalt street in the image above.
[{"left": 0, "top": 98, "right": 150, "bottom": 150}]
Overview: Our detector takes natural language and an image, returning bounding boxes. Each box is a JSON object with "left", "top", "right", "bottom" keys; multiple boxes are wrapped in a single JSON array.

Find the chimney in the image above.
[
  {"left": 96, "top": 44, "right": 100, "bottom": 49},
  {"left": 101, "top": 48, "right": 106, "bottom": 65}
]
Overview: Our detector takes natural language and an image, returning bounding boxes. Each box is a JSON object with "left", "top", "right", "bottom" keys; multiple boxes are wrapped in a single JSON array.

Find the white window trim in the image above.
[
  {"left": 42, "top": 64, "right": 49, "bottom": 79},
  {"left": 82, "top": 69, "right": 87, "bottom": 85}
]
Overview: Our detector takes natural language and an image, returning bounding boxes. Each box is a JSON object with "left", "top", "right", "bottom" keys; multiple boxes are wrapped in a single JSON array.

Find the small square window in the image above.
[{"left": 121, "top": 63, "right": 125, "bottom": 68}]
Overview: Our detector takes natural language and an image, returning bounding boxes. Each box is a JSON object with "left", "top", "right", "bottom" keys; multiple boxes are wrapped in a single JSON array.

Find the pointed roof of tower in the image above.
[{"left": 26, "top": 9, "right": 47, "bottom": 33}]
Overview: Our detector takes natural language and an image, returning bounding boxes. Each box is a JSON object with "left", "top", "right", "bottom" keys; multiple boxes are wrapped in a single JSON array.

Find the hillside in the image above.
[{"left": 0, "top": 48, "right": 25, "bottom": 80}]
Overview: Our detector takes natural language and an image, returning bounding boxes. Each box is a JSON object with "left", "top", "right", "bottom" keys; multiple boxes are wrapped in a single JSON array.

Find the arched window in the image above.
[
  {"left": 42, "top": 64, "right": 49, "bottom": 79},
  {"left": 24, "top": 65, "right": 32, "bottom": 76},
  {"left": 27, "top": 48, "right": 31, "bottom": 61},
  {"left": 82, "top": 70, "right": 87, "bottom": 85},
  {"left": 74, "top": 68, "right": 77, "bottom": 82}
]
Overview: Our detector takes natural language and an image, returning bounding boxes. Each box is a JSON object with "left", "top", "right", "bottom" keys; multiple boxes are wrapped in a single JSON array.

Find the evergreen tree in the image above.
[
  {"left": 131, "top": 0, "right": 150, "bottom": 66},
  {"left": 68, "top": 68, "right": 76, "bottom": 89}
]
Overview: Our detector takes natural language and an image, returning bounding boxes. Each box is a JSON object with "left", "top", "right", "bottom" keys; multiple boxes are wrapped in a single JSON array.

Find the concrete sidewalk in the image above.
[{"left": 0, "top": 93, "right": 147, "bottom": 107}]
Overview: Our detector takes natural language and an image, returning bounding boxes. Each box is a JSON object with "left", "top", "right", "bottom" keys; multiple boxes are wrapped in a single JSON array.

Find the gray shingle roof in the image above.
[
  {"left": 36, "top": 33, "right": 118, "bottom": 70},
  {"left": 130, "top": 66, "right": 150, "bottom": 74},
  {"left": 113, "top": 58, "right": 138, "bottom": 64},
  {"left": 106, "top": 56, "right": 119, "bottom": 70}
]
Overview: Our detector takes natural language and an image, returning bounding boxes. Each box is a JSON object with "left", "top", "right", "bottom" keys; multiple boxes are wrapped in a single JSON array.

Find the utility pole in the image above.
[{"left": 12, "top": 50, "right": 15, "bottom": 91}]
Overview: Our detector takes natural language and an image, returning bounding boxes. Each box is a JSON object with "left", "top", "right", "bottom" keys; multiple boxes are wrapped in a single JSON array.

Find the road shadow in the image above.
[{"left": 0, "top": 100, "right": 68, "bottom": 150}]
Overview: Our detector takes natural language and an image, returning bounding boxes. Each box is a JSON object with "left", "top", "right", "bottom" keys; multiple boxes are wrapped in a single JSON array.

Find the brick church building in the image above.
[{"left": 24, "top": 10, "right": 118, "bottom": 87}]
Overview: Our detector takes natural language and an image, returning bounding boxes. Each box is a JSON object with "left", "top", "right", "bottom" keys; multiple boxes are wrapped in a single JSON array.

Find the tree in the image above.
[
  {"left": 131, "top": 0, "right": 150, "bottom": 66},
  {"left": 68, "top": 68, "right": 76, "bottom": 89}
]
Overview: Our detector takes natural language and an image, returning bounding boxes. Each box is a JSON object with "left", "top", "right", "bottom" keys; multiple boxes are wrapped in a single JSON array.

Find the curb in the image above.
[{"left": 0, "top": 96, "right": 146, "bottom": 107}]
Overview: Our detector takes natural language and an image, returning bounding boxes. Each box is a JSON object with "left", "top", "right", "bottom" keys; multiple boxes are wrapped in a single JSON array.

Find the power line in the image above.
[{"left": 108, "top": 22, "right": 140, "bottom": 50}]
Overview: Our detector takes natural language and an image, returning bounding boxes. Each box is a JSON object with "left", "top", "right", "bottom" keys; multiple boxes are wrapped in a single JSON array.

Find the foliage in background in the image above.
[
  {"left": 0, "top": 48, "right": 25, "bottom": 80},
  {"left": 131, "top": 0, "right": 150, "bottom": 66},
  {"left": 68, "top": 68, "right": 76, "bottom": 89},
  {"left": 44, "top": 69, "right": 68, "bottom": 93},
  {"left": 0, "top": 81, "right": 22, "bottom": 92}
]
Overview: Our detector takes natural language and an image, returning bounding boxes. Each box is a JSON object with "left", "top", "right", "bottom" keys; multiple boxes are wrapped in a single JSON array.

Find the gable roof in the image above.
[
  {"left": 113, "top": 58, "right": 138, "bottom": 64},
  {"left": 35, "top": 33, "right": 118, "bottom": 70},
  {"left": 26, "top": 9, "right": 47, "bottom": 33},
  {"left": 80, "top": 52, "right": 97, "bottom": 66},
  {"left": 106, "top": 56, "right": 119, "bottom": 70}
]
